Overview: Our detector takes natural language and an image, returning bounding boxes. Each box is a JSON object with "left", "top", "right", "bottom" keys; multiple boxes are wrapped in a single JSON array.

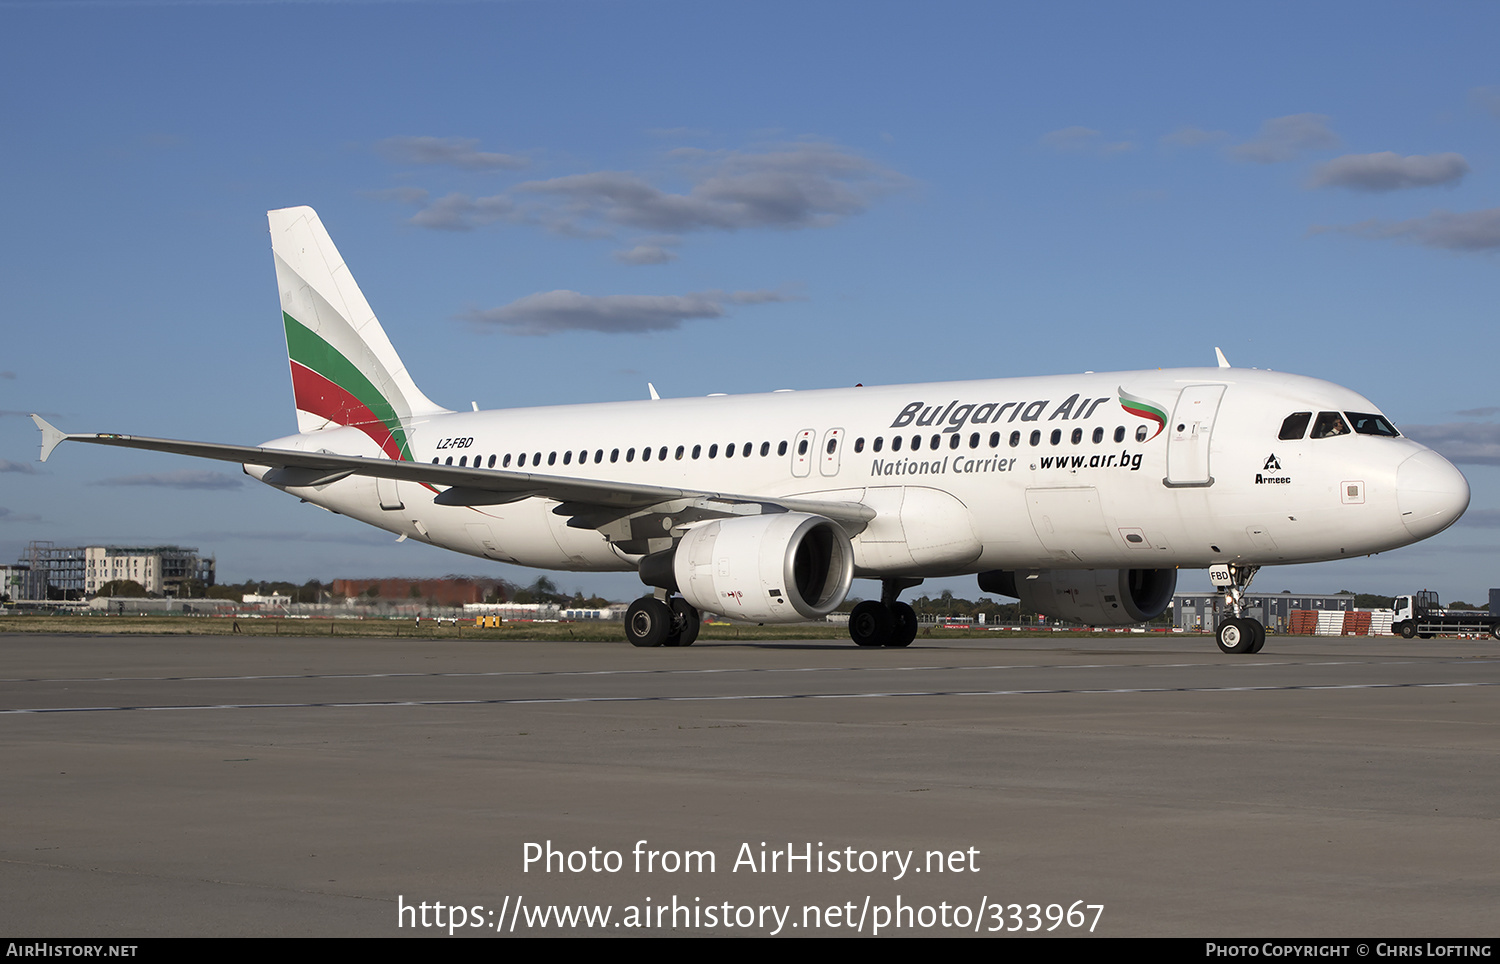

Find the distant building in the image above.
[
  {"left": 15, "top": 541, "right": 215, "bottom": 599},
  {"left": 332, "top": 577, "right": 504, "bottom": 607},
  {"left": 0, "top": 564, "right": 42, "bottom": 602},
  {"left": 1174, "top": 592, "right": 1354, "bottom": 633},
  {"left": 83, "top": 546, "right": 215, "bottom": 596}
]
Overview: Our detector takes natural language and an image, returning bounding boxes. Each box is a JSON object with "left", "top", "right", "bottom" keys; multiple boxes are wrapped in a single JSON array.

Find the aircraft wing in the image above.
[{"left": 31, "top": 416, "right": 876, "bottom": 536}]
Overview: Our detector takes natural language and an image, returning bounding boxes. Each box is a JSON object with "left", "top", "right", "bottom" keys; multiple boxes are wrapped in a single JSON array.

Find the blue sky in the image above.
[{"left": 2, "top": 0, "right": 1496, "bottom": 604}]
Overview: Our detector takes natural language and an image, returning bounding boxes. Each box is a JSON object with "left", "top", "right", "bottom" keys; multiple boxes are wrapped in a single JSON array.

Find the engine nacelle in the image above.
[
  {"left": 978, "top": 568, "right": 1177, "bottom": 626},
  {"left": 672, "top": 513, "right": 854, "bottom": 622}
]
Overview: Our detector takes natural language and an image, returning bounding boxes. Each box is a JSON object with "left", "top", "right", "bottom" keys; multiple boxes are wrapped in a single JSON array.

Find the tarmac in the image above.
[{"left": 3, "top": 631, "right": 1498, "bottom": 937}]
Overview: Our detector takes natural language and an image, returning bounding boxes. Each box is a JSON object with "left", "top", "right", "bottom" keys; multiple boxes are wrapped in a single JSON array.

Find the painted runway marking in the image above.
[
  {"left": 6, "top": 679, "right": 1499, "bottom": 714},
  {"left": 2, "top": 656, "right": 1484, "bottom": 686}
]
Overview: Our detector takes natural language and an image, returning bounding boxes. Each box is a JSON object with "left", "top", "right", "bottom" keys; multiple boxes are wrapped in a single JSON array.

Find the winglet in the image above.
[
  {"left": 1214, "top": 347, "right": 1231, "bottom": 369},
  {"left": 648, "top": 383, "right": 660, "bottom": 400},
  {"left": 30, "top": 414, "right": 70, "bottom": 462}
]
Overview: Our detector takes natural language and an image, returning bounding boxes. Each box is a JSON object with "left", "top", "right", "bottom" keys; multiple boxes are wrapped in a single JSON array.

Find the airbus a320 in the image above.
[{"left": 33, "top": 207, "right": 1471, "bottom": 653}]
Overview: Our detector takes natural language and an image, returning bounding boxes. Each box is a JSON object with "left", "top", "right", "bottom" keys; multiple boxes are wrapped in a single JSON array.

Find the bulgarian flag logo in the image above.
[{"left": 1118, "top": 387, "right": 1167, "bottom": 441}]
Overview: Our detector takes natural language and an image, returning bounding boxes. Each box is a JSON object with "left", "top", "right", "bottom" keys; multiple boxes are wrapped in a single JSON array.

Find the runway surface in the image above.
[{"left": 3, "top": 632, "right": 1497, "bottom": 937}]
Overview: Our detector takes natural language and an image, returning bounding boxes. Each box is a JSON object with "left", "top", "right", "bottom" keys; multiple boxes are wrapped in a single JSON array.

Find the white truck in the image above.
[{"left": 1391, "top": 590, "right": 1500, "bottom": 639}]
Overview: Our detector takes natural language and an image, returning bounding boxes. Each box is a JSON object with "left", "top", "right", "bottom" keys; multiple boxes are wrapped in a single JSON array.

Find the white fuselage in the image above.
[{"left": 248, "top": 366, "right": 1469, "bottom": 581}]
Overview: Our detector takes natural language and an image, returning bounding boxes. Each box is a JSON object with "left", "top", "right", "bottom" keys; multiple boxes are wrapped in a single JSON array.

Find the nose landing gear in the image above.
[{"left": 1211, "top": 563, "right": 1266, "bottom": 654}]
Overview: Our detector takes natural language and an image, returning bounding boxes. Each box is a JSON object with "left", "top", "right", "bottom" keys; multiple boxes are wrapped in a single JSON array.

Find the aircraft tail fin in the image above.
[{"left": 269, "top": 206, "right": 450, "bottom": 460}]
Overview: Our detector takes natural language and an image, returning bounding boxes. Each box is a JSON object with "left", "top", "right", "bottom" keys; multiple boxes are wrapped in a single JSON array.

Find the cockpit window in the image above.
[
  {"left": 1346, "top": 412, "right": 1401, "bottom": 437},
  {"left": 1310, "top": 411, "right": 1350, "bottom": 439},
  {"left": 1278, "top": 412, "right": 1312, "bottom": 440}
]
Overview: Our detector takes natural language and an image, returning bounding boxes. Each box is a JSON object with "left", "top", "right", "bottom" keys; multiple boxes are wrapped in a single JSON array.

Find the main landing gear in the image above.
[
  {"left": 1212, "top": 563, "right": 1266, "bottom": 655},
  {"left": 848, "top": 578, "right": 922, "bottom": 648},
  {"left": 625, "top": 594, "right": 700, "bottom": 648}
]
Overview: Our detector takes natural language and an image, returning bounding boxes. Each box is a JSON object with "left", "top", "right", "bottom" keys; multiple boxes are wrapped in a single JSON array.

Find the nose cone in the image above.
[{"left": 1397, "top": 449, "right": 1470, "bottom": 540}]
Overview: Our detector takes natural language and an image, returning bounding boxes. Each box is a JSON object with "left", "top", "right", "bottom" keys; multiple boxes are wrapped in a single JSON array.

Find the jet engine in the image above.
[
  {"left": 662, "top": 512, "right": 854, "bottom": 622},
  {"left": 978, "top": 568, "right": 1177, "bottom": 626}
]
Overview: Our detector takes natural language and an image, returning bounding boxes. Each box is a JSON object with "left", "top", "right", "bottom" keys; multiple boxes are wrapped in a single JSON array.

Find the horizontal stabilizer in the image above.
[{"left": 30, "top": 414, "right": 71, "bottom": 462}]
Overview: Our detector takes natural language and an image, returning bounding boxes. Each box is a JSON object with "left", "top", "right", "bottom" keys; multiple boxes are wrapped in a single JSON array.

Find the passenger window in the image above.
[
  {"left": 658, "top": 447, "right": 667, "bottom": 461},
  {"left": 1050, "top": 429, "right": 1061, "bottom": 445},
  {"left": 595, "top": 449, "right": 604, "bottom": 463},
  {"left": 1114, "top": 426, "right": 1125, "bottom": 443},
  {"left": 949, "top": 434, "right": 960, "bottom": 450},
  {"left": 642, "top": 447, "right": 652, "bottom": 462},
  {"left": 1071, "top": 428, "right": 1082, "bottom": 444},
  {"left": 989, "top": 432, "right": 1000, "bottom": 448},
  {"left": 742, "top": 443, "right": 752, "bottom": 457},
  {"left": 930, "top": 434, "right": 940, "bottom": 450},
  {"left": 1278, "top": 412, "right": 1312, "bottom": 440},
  {"left": 692, "top": 444, "right": 701, "bottom": 459},
  {"left": 760, "top": 442, "right": 770, "bottom": 456},
  {"left": 517, "top": 453, "right": 526, "bottom": 467},
  {"left": 445, "top": 457, "right": 453, "bottom": 465},
  {"left": 1092, "top": 427, "right": 1103, "bottom": 444},
  {"left": 504, "top": 454, "right": 512, "bottom": 467},
  {"left": 562, "top": 451, "right": 571, "bottom": 465},
  {"left": 611, "top": 449, "right": 620, "bottom": 463},
  {"left": 854, "top": 438, "right": 865, "bottom": 453},
  {"left": 892, "top": 436, "right": 903, "bottom": 452},
  {"left": 873, "top": 437, "right": 883, "bottom": 452},
  {"left": 548, "top": 452, "right": 557, "bottom": 466},
  {"left": 488, "top": 455, "right": 496, "bottom": 468},
  {"left": 709, "top": 444, "right": 718, "bottom": 458},
  {"left": 675, "top": 445, "right": 684, "bottom": 460},
  {"left": 1135, "top": 426, "right": 1147, "bottom": 442},
  {"left": 1030, "top": 430, "right": 1041, "bottom": 446},
  {"left": 459, "top": 456, "right": 467, "bottom": 467},
  {"left": 1310, "top": 412, "right": 1350, "bottom": 439},
  {"left": 725, "top": 441, "right": 736, "bottom": 458},
  {"left": 626, "top": 448, "right": 636, "bottom": 462},
  {"left": 1009, "top": 431, "right": 1020, "bottom": 447},
  {"left": 432, "top": 458, "right": 439, "bottom": 464},
  {"left": 797, "top": 439, "right": 808, "bottom": 455},
  {"left": 827, "top": 438, "right": 837, "bottom": 454},
  {"left": 778, "top": 441, "right": 788, "bottom": 456},
  {"left": 969, "top": 432, "right": 980, "bottom": 449}
]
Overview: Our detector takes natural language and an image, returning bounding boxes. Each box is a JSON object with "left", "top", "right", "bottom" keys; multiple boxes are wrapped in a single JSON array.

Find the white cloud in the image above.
[
  {"left": 1040, "top": 126, "right": 1135, "bottom": 155},
  {"left": 464, "top": 288, "right": 800, "bottom": 336},
  {"left": 517, "top": 142, "right": 904, "bottom": 235},
  {"left": 91, "top": 470, "right": 244, "bottom": 490},
  {"left": 1402, "top": 423, "right": 1500, "bottom": 465},
  {"left": 384, "top": 140, "right": 906, "bottom": 245},
  {"left": 408, "top": 193, "right": 514, "bottom": 231},
  {"left": 1309, "top": 152, "right": 1468, "bottom": 191},
  {"left": 1471, "top": 86, "right": 1500, "bottom": 119},
  {"left": 612, "top": 245, "right": 677, "bottom": 265},
  {"left": 1458, "top": 509, "right": 1500, "bottom": 528},
  {"left": 1162, "top": 126, "right": 1230, "bottom": 148},
  {"left": 1313, "top": 208, "right": 1500, "bottom": 252},
  {"left": 1232, "top": 113, "right": 1339, "bottom": 164},
  {"left": 377, "top": 136, "right": 527, "bottom": 171}
]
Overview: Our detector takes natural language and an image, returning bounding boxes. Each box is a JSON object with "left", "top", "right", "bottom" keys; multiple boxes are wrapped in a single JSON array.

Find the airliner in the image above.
[{"left": 32, "top": 207, "right": 1471, "bottom": 653}]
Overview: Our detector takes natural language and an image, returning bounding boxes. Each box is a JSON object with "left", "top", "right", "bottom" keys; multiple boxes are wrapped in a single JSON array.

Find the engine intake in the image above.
[{"left": 666, "top": 513, "right": 854, "bottom": 622}]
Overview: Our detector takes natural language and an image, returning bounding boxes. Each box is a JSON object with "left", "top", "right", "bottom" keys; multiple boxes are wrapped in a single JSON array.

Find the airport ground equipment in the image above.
[{"left": 1391, "top": 591, "right": 1500, "bottom": 639}]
